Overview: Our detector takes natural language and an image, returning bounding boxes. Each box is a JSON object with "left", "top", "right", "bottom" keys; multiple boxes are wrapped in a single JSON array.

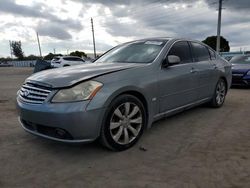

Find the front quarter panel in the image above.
[{"left": 86, "top": 65, "right": 159, "bottom": 128}]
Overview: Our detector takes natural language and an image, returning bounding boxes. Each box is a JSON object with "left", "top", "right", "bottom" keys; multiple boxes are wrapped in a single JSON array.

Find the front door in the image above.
[{"left": 158, "top": 41, "right": 199, "bottom": 113}]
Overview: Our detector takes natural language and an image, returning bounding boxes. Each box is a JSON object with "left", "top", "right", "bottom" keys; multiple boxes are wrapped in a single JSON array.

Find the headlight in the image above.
[
  {"left": 52, "top": 81, "right": 102, "bottom": 103},
  {"left": 247, "top": 71, "right": 250, "bottom": 75}
]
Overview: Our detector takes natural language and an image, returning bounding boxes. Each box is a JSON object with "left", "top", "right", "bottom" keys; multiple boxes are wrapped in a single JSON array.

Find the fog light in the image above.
[{"left": 55, "top": 128, "right": 67, "bottom": 138}]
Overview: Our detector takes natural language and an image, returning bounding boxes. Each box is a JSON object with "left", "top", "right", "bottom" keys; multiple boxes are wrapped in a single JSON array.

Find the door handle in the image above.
[{"left": 190, "top": 68, "right": 198, "bottom": 73}]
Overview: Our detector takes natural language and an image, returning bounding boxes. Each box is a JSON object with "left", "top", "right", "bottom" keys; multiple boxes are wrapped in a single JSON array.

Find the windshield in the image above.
[
  {"left": 95, "top": 40, "right": 167, "bottom": 64},
  {"left": 230, "top": 55, "right": 250, "bottom": 64},
  {"left": 52, "top": 57, "right": 60, "bottom": 61}
]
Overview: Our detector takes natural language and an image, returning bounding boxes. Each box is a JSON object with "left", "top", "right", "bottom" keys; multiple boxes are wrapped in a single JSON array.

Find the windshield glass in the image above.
[
  {"left": 95, "top": 40, "right": 167, "bottom": 64},
  {"left": 230, "top": 55, "right": 250, "bottom": 64},
  {"left": 52, "top": 57, "right": 60, "bottom": 61}
]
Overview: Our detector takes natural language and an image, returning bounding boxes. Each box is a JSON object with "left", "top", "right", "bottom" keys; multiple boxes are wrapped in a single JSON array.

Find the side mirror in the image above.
[{"left": 168, "top": 55, "right": 181, "bottom": 65}]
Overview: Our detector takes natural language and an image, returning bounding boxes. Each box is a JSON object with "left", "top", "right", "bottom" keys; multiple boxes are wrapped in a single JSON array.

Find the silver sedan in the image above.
[{"left": 16, "top": 38, "right": 232, "bottom": 151}]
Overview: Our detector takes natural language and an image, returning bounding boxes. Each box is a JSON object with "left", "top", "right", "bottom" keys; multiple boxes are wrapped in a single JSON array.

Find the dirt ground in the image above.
[{"left": 0, "top": 67, "right": 250, "bottom": 188}]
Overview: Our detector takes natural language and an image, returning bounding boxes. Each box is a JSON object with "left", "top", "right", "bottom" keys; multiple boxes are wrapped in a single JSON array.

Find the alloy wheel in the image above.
[
  {"left": 109, "top": 102, "right": 142, "bottom": 145},
  {"left": 216, "top": 81, "right": 226, "bottom": 105}
]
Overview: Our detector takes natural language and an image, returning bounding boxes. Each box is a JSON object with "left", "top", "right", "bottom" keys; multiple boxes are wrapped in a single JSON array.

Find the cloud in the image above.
[
  {"left": 99, "top": 1, "right": 218, "bottom": 41},
  {"left": 36, "top": 22, "right": 72, "bottom": 40},
  {"left": 0, "top": 0, "right": 83, "bottom": 31},
  {"left": 0, "top": 0, "right": 250, "bottom": 57},
  {"left": 205, "top": 0, "right": 250, "bottom": 11}
]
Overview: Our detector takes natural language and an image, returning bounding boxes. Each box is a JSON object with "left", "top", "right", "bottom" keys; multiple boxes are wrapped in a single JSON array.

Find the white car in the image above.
[{"left": 51, "top": 56, "right": 87, "bottom": 68}]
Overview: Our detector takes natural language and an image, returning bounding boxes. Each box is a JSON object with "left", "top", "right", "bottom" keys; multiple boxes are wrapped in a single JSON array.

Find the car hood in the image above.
[{"left": 26, "top": 62, "right": 144, "bottom": 88}]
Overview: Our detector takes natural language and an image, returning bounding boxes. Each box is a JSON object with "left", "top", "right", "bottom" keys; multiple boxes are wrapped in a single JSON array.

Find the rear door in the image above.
[
  {"left": 158, "top": 41, "right": 199, "bottom": 113},
  {"left": 190, "top": 42, "right": 216, "bottom": 99}
]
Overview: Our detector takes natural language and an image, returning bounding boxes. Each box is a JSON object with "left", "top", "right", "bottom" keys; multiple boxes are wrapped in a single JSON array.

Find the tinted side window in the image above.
[
  {"left": 63, "top": 57, "right": 82, "bottom": 61},
  {"left": 191, "top": 42, "right": 210, "bottom": 61},
  {"left": 168, "top": 41, "right": 192, "bottom": 63},
  {"left": 63, "top": 57, "right": 71, "bottom": 61},
  {"left": 73, "top": 57, "right": 81, "bottom": 61},
  {"left": 209, "top": 48, "right": 216, "bottom": 60}
]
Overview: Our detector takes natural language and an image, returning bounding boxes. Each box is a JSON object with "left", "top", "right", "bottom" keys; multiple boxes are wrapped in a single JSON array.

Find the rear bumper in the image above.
[{"left": 16, "top": 98, "right": 106, "bottom": 143}]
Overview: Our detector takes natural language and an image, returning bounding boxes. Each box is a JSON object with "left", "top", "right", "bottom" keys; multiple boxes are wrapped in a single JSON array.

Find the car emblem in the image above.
[{"left": 23, "top": 89, "right": 29, "bottom": 97}]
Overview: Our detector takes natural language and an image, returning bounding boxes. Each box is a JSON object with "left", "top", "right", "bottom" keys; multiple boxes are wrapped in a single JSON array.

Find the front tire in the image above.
[
  {"left": 210, "top": 79, "right": 227, "bottom": 108},
  {"left": 100, "top": 94, "right": 146, "bottom": 151}
]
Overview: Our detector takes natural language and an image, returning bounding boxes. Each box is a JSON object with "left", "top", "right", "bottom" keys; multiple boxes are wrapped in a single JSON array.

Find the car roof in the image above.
[
  {"left": 53, "top": 56, "right": 82, "bottom": 59},
  {"left": 62, "top": 56, "right": 82, "bottom": 58},
  {"left": 133, "top": 37, "right": 172, "bottom": 42},
  {"left": 129, "top": 37, "right": 204, "bottom": 44}
]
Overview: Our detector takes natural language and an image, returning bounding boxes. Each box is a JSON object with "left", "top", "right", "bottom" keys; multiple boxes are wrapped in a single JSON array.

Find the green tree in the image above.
[
  {"left": 11, "top": 41, "right": 24, "bottom": 60},
  {"left": 202, "top": 36, "right": 230, "bottom": 52},
  {"left": 24, "top": 55, "right": 40, "bottom": 60},
  {"left": 69, "top": 50, "right": 87, "bottom": 58}
]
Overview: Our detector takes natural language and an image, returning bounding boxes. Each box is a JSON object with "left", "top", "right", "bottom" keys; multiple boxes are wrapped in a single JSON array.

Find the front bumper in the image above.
[
  {"left": 232, "top": 75, "right": 250, "bottom": 86},
  {"left": 51, "top": 63, "right": 61, "bottom": 68},
  {"left": 16, "top": 97, "right": 106, "bottom": 143}
]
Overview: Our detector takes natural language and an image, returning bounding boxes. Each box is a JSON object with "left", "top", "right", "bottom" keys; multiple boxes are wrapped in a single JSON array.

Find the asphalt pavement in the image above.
[{"left": 0, "top": 67, "right": 249, "bottom": 188}]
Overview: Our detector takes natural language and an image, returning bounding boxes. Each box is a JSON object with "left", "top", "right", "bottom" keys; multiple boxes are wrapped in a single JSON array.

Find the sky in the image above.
[{"left": 0, "top": 0, "right": 250, "bottom": 57}]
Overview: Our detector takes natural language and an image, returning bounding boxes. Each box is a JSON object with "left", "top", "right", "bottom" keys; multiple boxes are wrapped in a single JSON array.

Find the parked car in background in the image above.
[
  {"left": 230, "top": 55, "right": 250, "bottom": 87},
  {"left": 51, "top": 56, "right": 87, "bottom": 68},
  {"left": 17, "top": 38, "right": 232, "bottom": 151}
]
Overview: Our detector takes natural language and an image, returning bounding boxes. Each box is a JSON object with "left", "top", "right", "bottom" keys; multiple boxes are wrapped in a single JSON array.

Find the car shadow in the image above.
[{"left": 231, "top": 85, "right": 250, "bottom": 89}]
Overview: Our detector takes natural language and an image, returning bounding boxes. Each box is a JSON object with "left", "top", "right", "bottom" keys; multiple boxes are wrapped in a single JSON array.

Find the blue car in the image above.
[
  {"left": 230, "top": 55, "right": 250, "bottom": 87},
  {"left": 16, "top": 38, "right": 232, "bottom": 151}
]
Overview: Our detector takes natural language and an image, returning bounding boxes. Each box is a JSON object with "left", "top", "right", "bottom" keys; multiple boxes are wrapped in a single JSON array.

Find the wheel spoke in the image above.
[
  {"left": 113, "top": 126, "right": 123, "bottom": 142},
  {"left": 128, "top": 106, "right": 139, "bottom": 118},
  {"left": 114, "top": 108, "right": 124, "bottom": 119},
  {"left": 125, "top": 102, "right": 130, "bottom": 116},
  {"left": 110, "top": 122, "right": 121, "bottom": 130},
  {"left": 216, "top": 95, "right": 220, "bottom": 103},
  {"left": 130, "top": 117, "right": 142, "bottom": 124},
  {"left": 128, "top": 125, "right": 139, "bottom": 136},
  {"left": 124, "top": 128, "right": 129, "bottom": 144},
  {"left": 218, "top": 83, "right": 222, "bottom": 90}
]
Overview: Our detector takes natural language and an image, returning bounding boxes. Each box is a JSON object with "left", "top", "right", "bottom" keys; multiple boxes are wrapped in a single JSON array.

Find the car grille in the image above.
[{"left": 19, "top": 82, "right": 52, "bottom": 104}]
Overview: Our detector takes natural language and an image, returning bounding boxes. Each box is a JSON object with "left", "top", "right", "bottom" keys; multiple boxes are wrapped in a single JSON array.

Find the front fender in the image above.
[{"left": 86, "top": 83, "right": 158, "bottom": 129}]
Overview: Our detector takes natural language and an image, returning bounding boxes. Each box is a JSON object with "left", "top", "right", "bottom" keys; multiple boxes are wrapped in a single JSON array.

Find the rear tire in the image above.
[
  {"left": 209, "top": 78, "right": 227, "bottom": 108},
  {"left": 100, "top": 94, "right": 146, "bottom": 151}
]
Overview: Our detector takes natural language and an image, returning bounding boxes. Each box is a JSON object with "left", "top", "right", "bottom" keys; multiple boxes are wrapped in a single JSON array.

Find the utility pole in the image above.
[
  {"left": 53, "top": 48, "right": 56, "bottom": 54},
  {"left": 36, "top": 32, "right": 42, "bottom": 57},
  {"left": 9, "top": 40, "right": 13, "bottom": 58},
  {"left": 91, "top": 17, "right": 97, "bottom": 58},
  {"left": 216, "top": 0, "right": 223, "bottom": 52}
]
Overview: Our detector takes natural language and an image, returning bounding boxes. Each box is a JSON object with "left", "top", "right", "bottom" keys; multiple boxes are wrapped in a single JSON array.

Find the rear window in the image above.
[
  {"left": 191, "top": 42, "right": 210, "bottom": 62},
  {"left": 53, "top": 57, "right": 60, "bottom": 61}
]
